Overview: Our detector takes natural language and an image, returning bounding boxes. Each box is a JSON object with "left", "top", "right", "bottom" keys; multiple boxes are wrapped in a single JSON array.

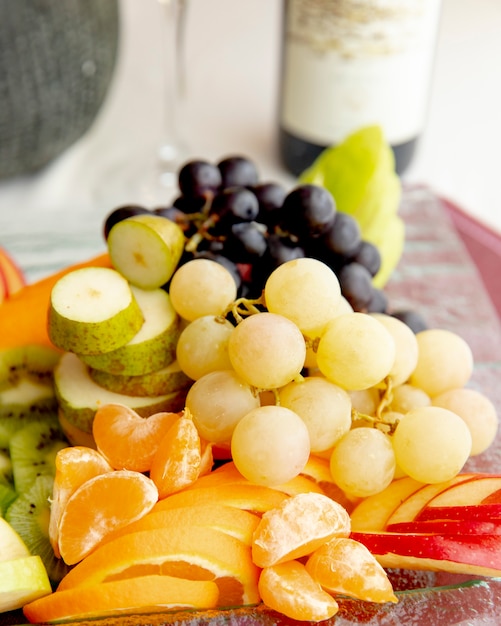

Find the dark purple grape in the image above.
[
  {"left": 217, "top": 156, "right": 259, "bottom": 188},
  {"left": 178, "top": 160, "right": 222, "bottom": 198},
  {"left": 392, "top": 310, "right": 428, "bottom": 334},
  {"left": 337, "top": 262, "right": 374, "bottom": 311},
  {"left": 278, "top": 184, "right": 336, "bottom": 239},
  {"left": 103, "top": 205, "right": 150, "bottom": 239},
  {"left": 351, "top": 240, "right": 381, "bottom": 277},
  {"left": 252, "top": 182, "right": 287, "bottom": 229},
  {"left": 208, "top": 187, "right": 259, "bottom": 234},
  {"left": 224, "top": 222, "right": 268, "bottom": 263},
  {"left": 172, "top": 194, "right": 207, "bottom": 215},
  {"left": 321, "top": 211, "right": 361, "bottom": 258},
  {"left": 153, "top": 206, "right": 195, "bottom": 236},
  {"left": 266, "top": 234, "right": 305, "bottom": 267},
  {"left": 366, "top": 288, "right": 389, "bottom": 313}
]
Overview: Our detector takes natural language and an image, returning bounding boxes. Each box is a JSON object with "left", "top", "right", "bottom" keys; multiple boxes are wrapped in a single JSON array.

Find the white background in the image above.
[{"left": 0, "top": 0, "right": 500, "bottom": 237}]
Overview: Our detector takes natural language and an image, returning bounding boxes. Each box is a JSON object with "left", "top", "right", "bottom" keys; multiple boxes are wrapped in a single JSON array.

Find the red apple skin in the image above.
[
  {"left": 386, "top": 519, "right": 501, "bottom": 535},
  {"left": 417, "top": 502, "right": 501, "bottom": 522},
  {"left": 0, "top": 248, "right": 26, "bottom": 297},
  {"left": 350, "top": 530, "right": 501, "bottom": 576},
  {"left": 481, "top": 488, "right": 501, "bottom": 505}
]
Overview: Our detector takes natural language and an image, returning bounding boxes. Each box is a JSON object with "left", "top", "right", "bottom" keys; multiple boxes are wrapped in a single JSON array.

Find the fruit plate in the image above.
[{"left": 2, "top": 185, "right": 501, "bottom": 626}]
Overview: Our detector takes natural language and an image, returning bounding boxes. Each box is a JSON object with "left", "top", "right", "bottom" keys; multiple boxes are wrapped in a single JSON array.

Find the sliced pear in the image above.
[
  {"left": 0, "top": 517, "right": 30, "bottom": 563},
  {"left": 90, "top": 360, "right": 192, "bottom": 397},
  {"left": 0, "top": 555, "right": 52, "bottom": 612},
  {"left": 107, "top": 213, "right": 185, "bottom": 289},
  {"left": 79, "top": 287, "right": 180, "bottom": 376},
  {"left": 54, "top": 353, "right": 187, "bottom": 433},
  {"left": 48, "top": 267, "right": 144, "bottom": 355}
]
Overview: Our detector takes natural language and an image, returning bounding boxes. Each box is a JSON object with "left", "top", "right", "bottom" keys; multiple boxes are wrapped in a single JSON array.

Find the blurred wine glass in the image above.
[{"left": 94, "top": 0, "right": 189, "bottom": 208}]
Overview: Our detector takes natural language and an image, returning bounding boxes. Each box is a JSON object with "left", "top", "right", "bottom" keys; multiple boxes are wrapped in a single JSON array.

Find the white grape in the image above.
[
  {"left": 329, "top": 427, "right": 396, "bottom": 498},
  {"left": 390, "top": 383, "right": 431, "bottom": 414},
  {"left": 349, "top": 388, "right": 380, "bottom": 416},
  {"left": 370, "top": 313, "right": 419, "bottom": 386},
  {"left": 228, "top": 312, "right": 306, "bottom": 389},
  {"left": 264, "top": 258, "right": 341, "bottom": 335},
  {"left": 316, "top": 313, "right": 396, "bottom": 391},
  {"left": 392, "top": 406, "right": 472, "bottom": 483},
  {"left": 169, "top": 258, "right": 237, "bottom": 321},
  {"left": 231, "top": 405, "right": 310, "bottom": 486},
  {"left": 279, "top": 376, "right": 352, "bottom": 453},
  {"left": 409, "top": 328, "right": 474, "bottom": 397},
  {"left": 432, "top": 388, "right": 498, "bottom": 456},
  {"left": 176, "top": 315, "right": 234, "bottom": 380},
  {"left": 185, "top": 369, "right": 260, "bottom": 444}
]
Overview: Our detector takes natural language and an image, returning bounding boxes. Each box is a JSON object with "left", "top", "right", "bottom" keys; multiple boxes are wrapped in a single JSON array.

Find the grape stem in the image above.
[
  {"left": 220, "top": 294, "right": 265, "bottom": 324},
  {"left": 351, "top": 377, "right": 400, "bottom": 435}
]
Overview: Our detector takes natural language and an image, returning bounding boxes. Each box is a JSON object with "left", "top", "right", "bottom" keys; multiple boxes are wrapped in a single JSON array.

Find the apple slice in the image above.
[
  {"left": 54, "top": 352, "right": 188, "bottom": 434},
  {"left": 386, "top": 519, "right": 501, "bottom": 535},
  {"left": 350, "top": 476, "right": 425, "bottom": 531},
  {"left": 0, "top": 248, "right": 26, "bottom": 298},
  {"left": 48, "top": 267, "right": 144, "bottom": 355},
  {"left": 384, "top": 473, "right": 479, "bottom": 526},
  {"left": 423, "top": 475, "right": 501, "bottom": 509},
  {"left": 418, "top": 502, "right": 501, "bottom": 522},
  {"left": 351, "top": 530, "right": 501, "bottom": 577},
  {"left": 107, "top": 214, "right": 185, "bottom": 289},
  {"left": 79, "top": 287, "right": 180, "bottom": 376},
  {"left": 0, "top": 555, "right": 52, "bottom": 612}
]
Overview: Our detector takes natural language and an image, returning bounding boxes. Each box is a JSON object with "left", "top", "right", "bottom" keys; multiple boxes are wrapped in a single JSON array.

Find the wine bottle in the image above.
[{"left": 278, "top": 0, "right": 442, "bottom": 176}]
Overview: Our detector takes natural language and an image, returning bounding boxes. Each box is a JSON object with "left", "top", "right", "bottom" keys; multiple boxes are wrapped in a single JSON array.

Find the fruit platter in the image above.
[{"left": 1, "top": 128, "right": 501, "bottom": 625}]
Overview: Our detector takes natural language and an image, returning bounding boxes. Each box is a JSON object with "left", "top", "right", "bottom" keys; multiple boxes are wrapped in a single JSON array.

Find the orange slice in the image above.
[
  {"left": 305, "top": 537, "right": 398, "bottom": 604},
  {"left": 23, "top": 574, "right": 219, "bottom": 623},
  {"left": 56, "top": 526, "right": 260, "bottom": 607},
  {"left": 49, "top": 446, "right": 114, "bottom": 558},
  {"left": 153, "top": 483, "right": 288, "bottom": 515},
  {"left": 301, "top": 455, "right": 360, "bottom": 512},
  {"left": 150, "top": 409, "right": 202, "bottom": 498},
  {"left": 258, "top": 560, "right": 339, "bottom": 622},
  {"left": 92, "top": 403, "right": 180, "bottom": 472},
  {"left": 101, "top": 504, "right": 260, "bottom": 546},
  {"left": 252, "top": 492, "right": 351, "bottom": 568},
  {"left": 58, "top": 470, "right": 158, "bottom": 565},
  {"left": 190, "top": 461, "right": 324, "bottom": 496}
]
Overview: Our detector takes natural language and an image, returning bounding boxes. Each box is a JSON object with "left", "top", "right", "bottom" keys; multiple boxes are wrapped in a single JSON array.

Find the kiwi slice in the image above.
[
  {"left": 6, "top": 474, "right": 71, "bottom": 584},
  {"left": 9, "top": 420, "right": 68, "bottom": 494},
  {"left": 0, "top": 448, "right": 13, "bottom": 483},
  {"left": 0, "top": 345, "right": 61, "bottom": 391},
  {"left": 0, "top": 482, "right": 17, "bottom": 516}
]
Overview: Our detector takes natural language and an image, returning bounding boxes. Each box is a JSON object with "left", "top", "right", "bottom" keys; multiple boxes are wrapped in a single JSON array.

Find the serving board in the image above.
[{"left": 2, "top": 185, "right": 501, "bottom": 625}]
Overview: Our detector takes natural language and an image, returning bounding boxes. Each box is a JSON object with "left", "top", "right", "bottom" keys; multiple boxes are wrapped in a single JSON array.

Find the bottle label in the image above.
[{"left": 281, "top": 0, "right": 442, "bottom": 145}]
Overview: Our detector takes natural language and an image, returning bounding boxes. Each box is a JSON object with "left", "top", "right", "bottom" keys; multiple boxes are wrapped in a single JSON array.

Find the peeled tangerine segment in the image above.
[
  {"left": 251, "top": 492, "right": 351, "bottom": 568},
  {"left": 79, "top": 287, "right": 180, "bottom": 376},
  {"left": 54, "top": 352, "right": 187, "bottom": 434},
  {"left": 48, "top": 267, "right": 144, "bottom": 355},
  {"left": 107, "top": 214, "right": 185, "bottom": 289}
]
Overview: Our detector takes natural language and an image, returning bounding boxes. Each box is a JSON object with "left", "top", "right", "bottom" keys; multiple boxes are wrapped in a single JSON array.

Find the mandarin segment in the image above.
[
  {"left": 305, "top": 537, "right": 398, "bottom": 604},
  {"left": 58, "top": 470, "right": 158, "bottom": 565},
  {"left": 150, "top": 409, "right": 202, "bottom": 498},
  {"left": 23, "top": 574, "right": 220, "bottom": 623},
  {"left": 258, "top": 560, "right": 339, "bottom": 622},
  {"left": 251, "top": 492, "right": 351, "bottom": 568},
  {"left": 56, "top": 526, "right": 261, "bottom": 607},
  {"left": 92, "top": 403, "right": 181, "bottom": 473},
  {"left": 49, "top": 446, "right": 114, "bottom": 558}
]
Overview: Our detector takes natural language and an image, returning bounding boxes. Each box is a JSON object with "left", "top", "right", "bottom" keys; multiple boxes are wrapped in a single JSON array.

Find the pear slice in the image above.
[
  {"left": 79, "top": 287, "right": 180, "bottom": 376},
  {"left": 90, "top": 359, "right": 192, "bottom": 397},
  {"left": 54, "top": 353, "right": 187, "bottom": 433},
  {"left": 48, "top": 267, "right": 144, "bottom": 355},
  {"left": 0, "top": 555, "right": 52, "bottom": 612},
  {"left": 107, "top": 213, "right": 185, "bottom": 289},
  {"left": 0, "top": 517, "right": 30, "bottom": 563}
]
